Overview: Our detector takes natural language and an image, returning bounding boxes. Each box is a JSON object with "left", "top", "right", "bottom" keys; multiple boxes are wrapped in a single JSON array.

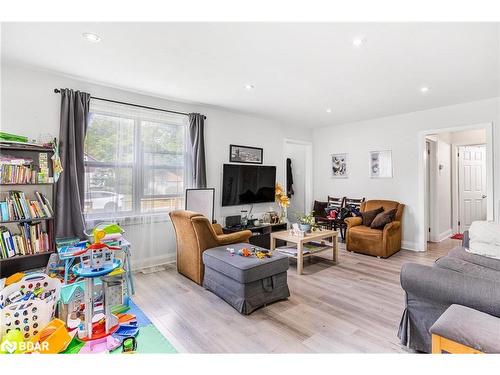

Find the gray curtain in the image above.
[
  {"left": 56, "top": 89, "right": 90, "bottom": 238},
  {"left": 188, "top": 113, "right": 207, "bottom": 188}
]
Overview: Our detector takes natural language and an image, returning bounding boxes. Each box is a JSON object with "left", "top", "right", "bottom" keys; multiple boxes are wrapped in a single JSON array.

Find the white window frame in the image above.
[{"left": 84, "top": 103, "right": 188, "bottom": 221}]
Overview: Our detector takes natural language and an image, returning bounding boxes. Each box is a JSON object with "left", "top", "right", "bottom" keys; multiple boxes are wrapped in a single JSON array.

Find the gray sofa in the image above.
[{"left": 398, "top": 232, "right": 500, "bottom": 353}]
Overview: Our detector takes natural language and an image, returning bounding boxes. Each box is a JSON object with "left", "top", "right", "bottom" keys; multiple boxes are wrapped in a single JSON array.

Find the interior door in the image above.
[{"left": 458, "top": 145, "right": 487, "bottom": 231}]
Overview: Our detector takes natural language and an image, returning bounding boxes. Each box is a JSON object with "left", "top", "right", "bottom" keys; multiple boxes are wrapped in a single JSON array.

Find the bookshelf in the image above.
[{"left": 0, "top": 142, "right": 56, "bottom": 278}]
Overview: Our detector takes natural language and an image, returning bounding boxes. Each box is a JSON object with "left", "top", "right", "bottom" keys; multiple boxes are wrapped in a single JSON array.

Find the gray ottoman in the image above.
[{"left": 202, "top": 243, "right": 290, "bottom": 314}]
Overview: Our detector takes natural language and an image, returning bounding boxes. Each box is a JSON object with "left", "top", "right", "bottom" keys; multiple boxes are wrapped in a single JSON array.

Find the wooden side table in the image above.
[
  {"left": 431, "top": 334, "right": 482, "bottom": 354},
  {"left": 270, "top": 229, "right": 338, "bottom": 275}
]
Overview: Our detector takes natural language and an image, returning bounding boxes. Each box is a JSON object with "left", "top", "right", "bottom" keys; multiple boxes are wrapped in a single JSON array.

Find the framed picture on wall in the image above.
[
  {"left": 229, "top": 144, "right": 263, "bottom": 164},
  {"left": 369, "top": 150, "right": 393, "bottom": 178},
  {"left": 331, "top": 153, "right": 348, "bottom": 178}
]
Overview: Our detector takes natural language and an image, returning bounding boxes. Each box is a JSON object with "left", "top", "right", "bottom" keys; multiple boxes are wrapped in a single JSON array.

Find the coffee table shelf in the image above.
[{"left": 271, "top": 229, "right": 338, "bottom": 275}]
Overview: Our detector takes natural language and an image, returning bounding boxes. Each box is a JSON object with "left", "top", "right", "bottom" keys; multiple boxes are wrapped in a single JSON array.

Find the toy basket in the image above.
[{"left": 0, "top": 273, "right": 61, "bottom": 341}]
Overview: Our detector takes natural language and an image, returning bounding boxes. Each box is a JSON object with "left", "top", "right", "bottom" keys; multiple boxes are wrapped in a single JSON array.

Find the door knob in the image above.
[{"left": 482, "top": 195, "right": 487, "bottom": 199}]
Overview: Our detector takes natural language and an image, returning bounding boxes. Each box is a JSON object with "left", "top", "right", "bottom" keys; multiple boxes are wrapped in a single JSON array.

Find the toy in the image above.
[
  {"left": 92, "top": 222, "right": 124, "bottom": 243},
  {"left": 254, "top": 249, "right": 273, "bottom": 259},
  {"left": 55, "top": 240, "right": 88, "bottom": 284},
  {"left": 5, "top": 272, "right": 24, "bottom": 286},
  {"left": 114, "top": 323, "right": 139, "bottom": 337},
  {"left": 0, "top": 273, "right": 61, "bottom": 341},
  {"left": 102, "top": 274, "right": 127, "bottom": 318},
  {"left": 238, "top": 247, "right": 252, "bottom": 257},
  {"left": 122, "top": 336, "right": 137, "bottom": 353},
  {"left": 0, "top": 329, "right": 24, "bottom": 354},
  {"left": 71, "top": 236, "right": 122, "bottom": 341},
  {"left": 117, "top": 313, "right": 136, "bottom": 324},
  {"left": 27, "top": 318, "right": 72, "bottom": 354},
  {"left": 79, "top": 335, "right": 121, "bottom": 354},
  {"left": 57, "top": 281, "right": 86, "bottom": 330},
  {"left": 111, "top": 304, "right": 130, "bottom": 315}
]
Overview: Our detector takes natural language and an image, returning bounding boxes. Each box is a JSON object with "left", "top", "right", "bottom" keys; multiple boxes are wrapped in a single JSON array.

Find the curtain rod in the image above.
[{"left": 53, "top": 89, "right": 206, "bottom": 119}]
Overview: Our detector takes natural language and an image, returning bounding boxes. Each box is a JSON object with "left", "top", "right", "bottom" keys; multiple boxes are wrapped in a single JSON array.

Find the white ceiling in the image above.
[{"left": 2, "top": 22, "right": 499, "bottom": 127}]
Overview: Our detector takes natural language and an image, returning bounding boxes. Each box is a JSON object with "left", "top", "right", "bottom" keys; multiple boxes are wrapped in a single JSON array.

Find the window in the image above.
[{"left": 84, "top": 100, "right": 188, "bottom": 219}]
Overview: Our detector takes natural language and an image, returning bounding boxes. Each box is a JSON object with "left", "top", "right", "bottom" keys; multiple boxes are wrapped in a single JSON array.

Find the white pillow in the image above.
[{"left": 467, "top": 221, "right": 500, "bottom": 259}]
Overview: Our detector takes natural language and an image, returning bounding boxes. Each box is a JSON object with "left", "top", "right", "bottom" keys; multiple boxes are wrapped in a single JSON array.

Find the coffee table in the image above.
[{"left": 270, "top": 229, "right": 338, "bottom": 275}]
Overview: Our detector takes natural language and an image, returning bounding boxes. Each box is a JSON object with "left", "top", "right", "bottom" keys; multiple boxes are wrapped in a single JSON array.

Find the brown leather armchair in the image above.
[
  {"left": 170, "top": 210, "right": 253, "bottom": 284},
  {"left": 344, "top": 200, "right": 404, "bottom": 258}
]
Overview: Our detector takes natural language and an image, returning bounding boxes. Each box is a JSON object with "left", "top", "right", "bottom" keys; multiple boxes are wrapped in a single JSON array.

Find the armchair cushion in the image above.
[
  {"left": 212, "top": 223, "right": 224, "bottom": 235},
  {"left": 349, "top": 225, "right": 383, "bottom": 240},
  {"left": 360, "top": 207, "right": 383, "bottom": 226},
  {"left": 371, "top": 208, "right": 397, "bottom": 229},
  {"left": 345, "top": 216, "right": 362, "bottom": 228},
  {"left": 216, "top": 231, "right": 253, "bottom": 246}
]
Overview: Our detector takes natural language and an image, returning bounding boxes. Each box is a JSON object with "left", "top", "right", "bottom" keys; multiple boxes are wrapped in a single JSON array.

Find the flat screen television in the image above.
[{"left": 222, "top": 164, "right": 276, "bottom": 206}]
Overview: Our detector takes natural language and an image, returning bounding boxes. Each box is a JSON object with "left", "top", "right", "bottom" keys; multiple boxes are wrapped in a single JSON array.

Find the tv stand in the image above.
[{"left": 223, "top": 222, "right": 288, "bottom": 249}]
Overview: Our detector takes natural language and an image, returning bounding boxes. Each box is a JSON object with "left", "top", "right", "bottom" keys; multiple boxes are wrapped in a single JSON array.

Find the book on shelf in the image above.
[
  {"left": 0, "top": 190, "right": 53, "bottom": 222},
  {"left": 0, "top": 155, "right": 40, "bottom": 184},
  {"left": 0, "top": 222, "right": 50, "bottom": 259}
]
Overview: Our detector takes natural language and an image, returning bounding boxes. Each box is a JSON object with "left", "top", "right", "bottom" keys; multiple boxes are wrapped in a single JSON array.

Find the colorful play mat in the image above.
[{"left": 61, "top": 300, "right": 177, "bottom": 354}]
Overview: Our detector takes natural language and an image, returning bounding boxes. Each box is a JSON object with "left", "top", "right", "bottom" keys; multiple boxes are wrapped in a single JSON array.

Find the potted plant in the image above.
[{"left": 295, "top": 212, "right": 316, "bottom": 232}]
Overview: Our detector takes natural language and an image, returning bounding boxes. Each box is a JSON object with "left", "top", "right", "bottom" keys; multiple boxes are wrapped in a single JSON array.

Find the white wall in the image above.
[
  {"left": 450, "top": 129, "right": 487, "bottom": 145},
  {"left": 284, "top": 142, "right": 307, "bottom": 221},
  {"left": 1, "top": 64, "right": 311, "bottom": 268},
  {"left": 313, "top": 97, "right": 499, "bottom": 251}
]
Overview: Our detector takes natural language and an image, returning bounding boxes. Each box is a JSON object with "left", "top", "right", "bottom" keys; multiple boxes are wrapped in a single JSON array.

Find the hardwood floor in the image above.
[{"left": 133, "top": 239, "right": 461, "bottom": 353}]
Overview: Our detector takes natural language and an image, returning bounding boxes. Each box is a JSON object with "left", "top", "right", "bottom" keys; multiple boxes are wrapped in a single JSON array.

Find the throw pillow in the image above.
[
  {"left": 361, "top": 207, "right": 384, "bottom": 227},
  {"left": 371, "top": 208, "right": 397, "bottom": 229}
]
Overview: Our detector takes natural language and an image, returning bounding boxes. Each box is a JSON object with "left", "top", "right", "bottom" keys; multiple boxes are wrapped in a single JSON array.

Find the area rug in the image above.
[
  {"left": 61, "top": 300, "right": 177, "bottom": 354},
  {"left": 450, "top": 233, "right": 464, "bottom": 240}
]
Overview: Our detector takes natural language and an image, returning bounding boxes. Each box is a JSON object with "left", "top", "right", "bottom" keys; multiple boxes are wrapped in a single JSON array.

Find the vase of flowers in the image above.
[
  {"left": 296, "top": 212, "right": 316, "bottom": 233},
  {"left": 275, "top": 183, "right": 290, "bottom": 223}
]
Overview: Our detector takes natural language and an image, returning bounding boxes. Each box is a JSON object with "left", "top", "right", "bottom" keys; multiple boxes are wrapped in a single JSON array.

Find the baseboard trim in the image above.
[
  {"left": 430, "top": 229, "right": 453, "bottom": 243},
  {"left": 402, "top": 241, "right": 421, "bottom": 252}
]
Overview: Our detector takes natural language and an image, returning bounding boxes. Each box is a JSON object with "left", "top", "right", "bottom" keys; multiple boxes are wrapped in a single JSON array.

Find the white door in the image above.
[{"left": 458, "top": 145, "right": 487, "bottom": 231}]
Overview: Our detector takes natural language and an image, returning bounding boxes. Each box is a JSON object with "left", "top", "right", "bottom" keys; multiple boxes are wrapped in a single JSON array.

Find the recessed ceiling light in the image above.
[
  {"left": 82, "top": 32, "right": 101, "bottom": 43},
  {"left": 352, "top": 36, "right": 366, "bottom": 47},
  {"left": 244, "top": 84, "right": 255, "bottom": 90},
  {"left": 326, "top": 108, "right": 332, "bottom": 113},
  {"left": 420, "top": 86, "right": 430, "bottom": 93}
]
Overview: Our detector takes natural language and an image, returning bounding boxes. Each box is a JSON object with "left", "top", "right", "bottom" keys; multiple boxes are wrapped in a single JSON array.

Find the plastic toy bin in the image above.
[{"left": 0, "top": 273, "right": 61, "bottom": 340}]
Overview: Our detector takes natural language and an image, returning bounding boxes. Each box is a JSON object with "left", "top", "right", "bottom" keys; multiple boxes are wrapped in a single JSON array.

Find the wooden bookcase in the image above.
[{"left": 0, "top": 142, "right": 56, "bottom": 278}]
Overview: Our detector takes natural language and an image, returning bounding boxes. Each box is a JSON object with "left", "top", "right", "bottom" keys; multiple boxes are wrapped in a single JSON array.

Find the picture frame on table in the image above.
[
  {"left": 369, "top": 150, "right": 393, "bottom": 178},
  {"left": 331, "top": 153, "right": 348, "bottom": 178},
  {"left": 229, "top": 144, "right": 263, "bottom": 164}
]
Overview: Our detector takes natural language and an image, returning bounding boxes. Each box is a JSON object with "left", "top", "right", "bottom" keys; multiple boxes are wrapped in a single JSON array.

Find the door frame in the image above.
[
  {"left": 452, "top": 143, "right": 487, "bottom": 234},
  {"left": 417, "top": 122, "right": 494, "bottom": 252},
  {"left": 283, "top": 138, "right": 313, "bottom": 215},
  {"left": 424, "top": 138, "right": 437, "bottom": 242}
]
